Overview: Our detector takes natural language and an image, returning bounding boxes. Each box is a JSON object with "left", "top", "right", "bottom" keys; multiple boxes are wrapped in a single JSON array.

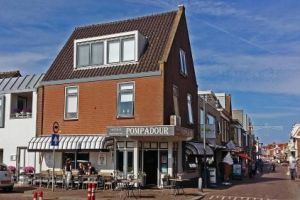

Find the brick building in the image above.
[{"left": 28, "top": 6, "right": 200, "bottom": 186}]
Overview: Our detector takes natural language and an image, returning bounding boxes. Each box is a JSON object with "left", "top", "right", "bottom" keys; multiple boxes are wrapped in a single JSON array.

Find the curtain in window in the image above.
[
  {"left": 65, "top": 87, "right": 78, "bottom": 119},
  {"left": 173, "top": 85, "right": 180, "bottom": 116},
  {"left": 118, "top": 83, "right": 134, "bottom": 116},
  {"left": 77, "top": 44, "right": 90, "bottom": 66},
  {"left": 108, "top": 40, "right": 120, "bottom": 63},
  {"left": 91, "top": 42, "right": 104, "bottom": 65},
  {"left": 122, "top": 38, "right": 135, "bottom": 61},
  {"left": 187, "top": 94, "right": 193, "bottom": 124}
]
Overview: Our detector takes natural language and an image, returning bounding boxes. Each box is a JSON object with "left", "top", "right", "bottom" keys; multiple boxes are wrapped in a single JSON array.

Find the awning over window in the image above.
[
  {"left": 28, "top": 135, "right": 113, "bottom": 151},
  {"left": 185, "top": 141, "right": 214, "bottom": 156}
]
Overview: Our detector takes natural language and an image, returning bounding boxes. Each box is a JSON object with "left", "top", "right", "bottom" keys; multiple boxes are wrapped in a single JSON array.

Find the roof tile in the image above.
[{"left": 43, "top": 10, "right": 177, "bottom": 82}]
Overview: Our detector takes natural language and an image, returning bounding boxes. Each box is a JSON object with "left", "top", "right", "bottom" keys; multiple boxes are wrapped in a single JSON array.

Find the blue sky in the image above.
[{"left": 0, "top": 0, "right": 299, "bottom": 144}]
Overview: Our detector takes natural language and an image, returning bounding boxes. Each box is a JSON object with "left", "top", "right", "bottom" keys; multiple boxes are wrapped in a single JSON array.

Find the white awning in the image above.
[
  {"left": 28, "top": 135, "right": 113, "bottom": 151},
  {"left": 185, "top": 141, "right": 214, "bottom": 156}
]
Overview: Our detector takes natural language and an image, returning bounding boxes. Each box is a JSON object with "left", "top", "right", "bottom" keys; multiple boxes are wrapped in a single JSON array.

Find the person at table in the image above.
[
  {"left": 64, "top": 158, "right": 72, "bottom": 189},
  {"left": 78, "top": 163, "right": 85, "bottom": 175},
  {"left": 86, "top": 162, "right": 96, "bottom": 175}
]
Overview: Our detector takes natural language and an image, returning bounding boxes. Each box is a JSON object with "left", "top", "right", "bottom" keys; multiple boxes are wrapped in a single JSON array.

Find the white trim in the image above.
[{"left": 73, "top": 31, "right": 139, "bottom": 69}]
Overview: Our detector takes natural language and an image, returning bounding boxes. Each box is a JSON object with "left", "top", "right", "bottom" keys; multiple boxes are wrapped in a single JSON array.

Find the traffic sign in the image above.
[
  {"left": 51, "top": 133, "right": 59, "bottom": 146},
  {"left": 53, "top": 121, "right": 60, "bottom": 133}
]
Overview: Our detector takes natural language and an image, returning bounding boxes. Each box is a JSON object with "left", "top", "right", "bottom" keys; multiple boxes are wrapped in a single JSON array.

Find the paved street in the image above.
[
  {"left": 0, "top": 165, "right": 299, "bottom": 200},
  {"left": 203, "top": 165, "right": 300, "bottom": 200}
]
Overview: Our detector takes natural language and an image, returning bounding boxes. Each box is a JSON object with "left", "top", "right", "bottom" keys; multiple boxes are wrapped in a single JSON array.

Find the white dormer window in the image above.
[{"left": 74, "top": 31, "right": 146, "bottom": 69}]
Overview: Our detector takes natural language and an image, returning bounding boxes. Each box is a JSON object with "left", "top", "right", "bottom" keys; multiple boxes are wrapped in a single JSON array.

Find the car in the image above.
[{"left": 0, "top": 164, "right": 14, "bottom": 192}]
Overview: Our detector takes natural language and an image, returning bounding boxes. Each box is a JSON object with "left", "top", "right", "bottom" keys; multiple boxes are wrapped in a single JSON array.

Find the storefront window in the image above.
[
  {"left": 62, "top": 152, "right": 89, "bottom": 169},
  {"left": 160, "top": 151, "right": 168, "bottom": 173}
]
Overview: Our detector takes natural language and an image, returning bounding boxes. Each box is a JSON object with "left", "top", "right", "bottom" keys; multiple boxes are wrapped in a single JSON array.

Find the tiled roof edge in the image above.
[{"left": 74, "top": 10, "right": 177, "bottom": 31}]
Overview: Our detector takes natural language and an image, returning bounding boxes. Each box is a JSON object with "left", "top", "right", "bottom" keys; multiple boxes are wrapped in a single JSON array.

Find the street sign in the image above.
[
  {"left": 51, "top": 133, "right": 59, "bottom": 146},
  {"left": 53, "top": 121, "right": 60, "bottom": 133}
]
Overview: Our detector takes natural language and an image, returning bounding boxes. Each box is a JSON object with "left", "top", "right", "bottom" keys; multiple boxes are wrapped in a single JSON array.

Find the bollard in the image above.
[
  {"left": 33, "top": 191, "right": 38, "bottom": 200},
  {"left": 198, "top": 177, "right": 203, "bottom": 192},
  {"left": 87, "top": 183, "right": 91, "bottom": 200},
  {"left": 91, "top": 183, "right": 96, "bottom": 200},
  {"left": 38, "top": 191, "right": 43, "bottom": 200}
]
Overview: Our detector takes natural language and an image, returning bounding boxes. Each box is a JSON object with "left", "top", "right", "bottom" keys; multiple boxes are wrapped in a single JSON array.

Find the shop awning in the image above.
[
  {"left": 185, "top": 142, "right": 214, "bottom": 156},
  {"left": 238, "top": 153, "right": 252, "bottom": 160},
  {"left": 28, "top": 135, "right": 113, "bottom": 151}
]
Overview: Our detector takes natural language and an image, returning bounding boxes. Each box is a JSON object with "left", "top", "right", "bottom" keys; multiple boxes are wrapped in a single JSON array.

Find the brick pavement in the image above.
[
  {"left": 0, "top": 165, "right": 299, "bottom": 200},
  {"left": 203, "top": 165, "right": 300, "bottom": 200}
]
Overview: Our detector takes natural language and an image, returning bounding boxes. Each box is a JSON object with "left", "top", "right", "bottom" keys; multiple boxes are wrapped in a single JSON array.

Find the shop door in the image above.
[{"left": 144, "top": 150, "right": 158, "bottom": 185}]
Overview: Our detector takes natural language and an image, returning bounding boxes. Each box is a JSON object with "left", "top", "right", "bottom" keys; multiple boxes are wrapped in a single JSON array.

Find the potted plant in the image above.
[
  {"left": 24, "top": 166, "right": 35, "bottom": 174},
  {"left": 24, "top": 108, "right": 32, "bottom": 117},
  {"left": 8, "top": 166, "right": 16, "bottom": 174},
  {"left": 13, "top": 108, "right": 20, "bottom": 117}
]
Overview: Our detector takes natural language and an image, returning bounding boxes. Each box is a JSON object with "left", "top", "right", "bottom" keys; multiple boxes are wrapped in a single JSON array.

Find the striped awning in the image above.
[
  {"left": 28, "top": 135, "right": 113, "bottom": 151},
  {"left": 185, "top": 141, "right": 214, "bottom": 156}
]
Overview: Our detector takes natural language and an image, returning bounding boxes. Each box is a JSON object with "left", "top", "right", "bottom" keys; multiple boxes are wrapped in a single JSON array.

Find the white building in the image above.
[{"left": 0, "top": 74, "right": 44, "bottom": 174}]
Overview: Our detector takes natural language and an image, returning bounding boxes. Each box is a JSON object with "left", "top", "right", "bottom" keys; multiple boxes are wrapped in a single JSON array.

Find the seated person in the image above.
[
  {"left": 78, "top": 163, "right": 85, "bottom": 175},
  {"left": 86, "top": 162, "right": 96, "bottom": 175}
]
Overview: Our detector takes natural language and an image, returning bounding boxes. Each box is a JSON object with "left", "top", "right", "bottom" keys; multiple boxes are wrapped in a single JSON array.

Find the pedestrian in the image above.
[
  {"left": 78, "top": 162, "right": 85, "bottom": 175},
  {"left": 64, "top": 158, "right": 73, "bottom": 189},
  {"left": 289, "top": 156, "right": 297, "bottom": 180},
  {"left": 86, "top": 162, "right": 96, "bottom": 175}
]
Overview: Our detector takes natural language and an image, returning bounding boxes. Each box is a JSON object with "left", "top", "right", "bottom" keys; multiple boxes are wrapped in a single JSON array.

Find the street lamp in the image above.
[{"left": 202, "top": 95, "right": 207, "bottom": 188}]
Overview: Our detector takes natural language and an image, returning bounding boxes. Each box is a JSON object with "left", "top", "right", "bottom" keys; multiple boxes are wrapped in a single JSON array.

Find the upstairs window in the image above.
[
  {"left": 77, "top": 42, "right": 104, "bottom": 67},
  {"left": 187, "top": 93, "right": 193, "bottom": 124},
  {"left": 0, "top": 96, "right": 5, "bottom": 128},
  {"left": 179, "top": 49, "right": 188, "bottom": 76},
  {"left": 74, "top": 31, "right": 144, "bottom": 69},
  {"left": 65, "top": 86, "right": 79, "bottom": 120},
  {"left": 118, "top": 82, "right": 134, "bottom": 117},
  {"left": 173, "top": 85, "right": 180, "bottom": 116}
]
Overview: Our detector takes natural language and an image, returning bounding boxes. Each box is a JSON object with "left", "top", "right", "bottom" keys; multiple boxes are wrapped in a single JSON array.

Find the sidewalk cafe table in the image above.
[
  {"left": 169, "top": 178, "right": 189, "bottom": 195},
  {"left": 118, "top": 179, "right": 137, "bottom": 198}
]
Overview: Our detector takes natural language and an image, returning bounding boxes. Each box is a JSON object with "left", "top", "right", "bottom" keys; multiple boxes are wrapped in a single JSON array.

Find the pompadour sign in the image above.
[{"left": 107, "top": 125, "right": 175, "bottom": 137}]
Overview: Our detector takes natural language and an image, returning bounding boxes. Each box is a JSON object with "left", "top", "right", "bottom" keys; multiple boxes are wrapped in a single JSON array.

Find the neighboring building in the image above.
[
  {"left": 29, "top": 6, "right": 199, "bottom": 187},
  {"left": 215, "top": 93, "right": 232, "bottom": 147},
  {"left": 263, "top": 143, "right": 288, "bottom": 162},
  {"left": 232, "top": 109, "right": 254, "bottom": 157},
  {"left": 289, "top": 124, "right": 300, "bottom": 160},
  {"left": 0, "top": 74, "right": 44, "bottom": 175}
]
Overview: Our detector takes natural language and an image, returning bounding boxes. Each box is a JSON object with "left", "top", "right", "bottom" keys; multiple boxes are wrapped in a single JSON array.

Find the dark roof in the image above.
[
  {"left": 0, "top": 71, "right": 21, "bottom": 79},
  {"left": 0, "top": 74, "right": 44, "bottom": 94},
  {"left": 43, "top": 10, "right": 177, "bottom": 82}
]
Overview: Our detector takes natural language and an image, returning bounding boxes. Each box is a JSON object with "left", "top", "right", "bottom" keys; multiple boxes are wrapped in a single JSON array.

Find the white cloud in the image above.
[{"left": 0, "top": 52, "right": 48, "bottom": 73}]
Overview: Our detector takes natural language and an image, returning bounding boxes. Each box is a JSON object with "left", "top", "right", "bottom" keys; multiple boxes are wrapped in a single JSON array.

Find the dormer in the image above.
[{"left": 73, "top": 30, "right": 147, "bottom": 70}]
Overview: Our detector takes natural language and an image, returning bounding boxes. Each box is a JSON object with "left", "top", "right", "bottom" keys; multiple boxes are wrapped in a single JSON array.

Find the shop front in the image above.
[
  {"left": 107, "top": 125, "right": 193, "bottom": 187},
  {"left": 27, "top": 135, "right": 114, "bottom": 172}
]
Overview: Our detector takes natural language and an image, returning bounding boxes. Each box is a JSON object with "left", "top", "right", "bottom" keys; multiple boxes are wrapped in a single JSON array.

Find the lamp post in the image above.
[{"left": 202, "top": 95, "right": 207, "bottom": 188}]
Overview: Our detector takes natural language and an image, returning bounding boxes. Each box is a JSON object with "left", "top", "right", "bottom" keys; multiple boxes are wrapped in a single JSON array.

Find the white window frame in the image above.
[
  {"left": 74, "top": 31, "right": 139, "bottom": 69},
  {"left": 179, "top": 48, "right": 188, "bottom": 76},
  {"left": 64, "top": 86, "right": 79, "bottom": 120},
  {"left": 187, "top": 93, "right": 193, "bottom": 124},
  {"left": 117, "top": 82, "right": 135, "bottom": 118}
]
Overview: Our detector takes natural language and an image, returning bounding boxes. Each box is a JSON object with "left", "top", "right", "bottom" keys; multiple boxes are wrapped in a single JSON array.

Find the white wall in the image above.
[{"left": 0, "top": 92, "right": 39, "bottom": 169}]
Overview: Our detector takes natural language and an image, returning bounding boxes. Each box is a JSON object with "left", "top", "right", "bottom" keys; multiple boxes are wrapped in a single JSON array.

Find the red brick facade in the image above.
[{"left": 37, "top": 6, "right": 198, "bottom": 138}]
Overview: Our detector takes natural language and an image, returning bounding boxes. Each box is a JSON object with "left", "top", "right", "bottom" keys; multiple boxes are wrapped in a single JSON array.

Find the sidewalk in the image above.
[{"left": 23, "top": 186, "right": 206, "bottom": 200}]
